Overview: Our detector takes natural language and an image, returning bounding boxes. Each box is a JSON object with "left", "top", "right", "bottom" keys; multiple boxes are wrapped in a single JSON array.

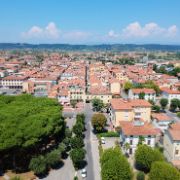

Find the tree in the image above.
[
  {"left": 135, "top": 145, "right": 164, "bottom": 172},
  {"left": 70, "top": 136, "right": 84, "bottom": 149},
  {"left": 149, "top": 161, "right": 180, "bottom": 180},
  {"left": 45, "top": 150, "right": 60, "bottom": 168},
  {"left": 136, "top": 171, "right": 145, "bottom": 180},
  {"left": 177, "top": 112, "right": 180, "bottom": 118},
  {"left": 152, "top": 105, "right": 161, "bottom": 113},
  {"left": 72, "top": 123, "right": 84, "bottom": 137},
  {"left": 0, "top": 94, "right": 64, "bottom": 171},
  {"left": 138, "top": 136, "right": 145, "bottom": 145},
  {"left": 92, "top": 98, "right": 104, "bottom": 112},
  {"left": 101, "top": 147, "right": 132, "bottom": 180},
  {"left": 70, "top": 148, "right": 86, "bottom": 169},
  {"left": 29, "top": 155, "right": 47, "bottom": 175},
  {"left": 139, "top": 92, "right": 145, "bottom": 99},
  {"left": 91, "top": 113, "right": 107, "bottom": 132},
  {"left": 124, "top": 81, "right": 133, "bottom": 93},
  {"left": 160, "top": 98, "right": 168, "bottom": 110},
  {"left": 170, "top": 98, "right": 179, "bottom": 111}
]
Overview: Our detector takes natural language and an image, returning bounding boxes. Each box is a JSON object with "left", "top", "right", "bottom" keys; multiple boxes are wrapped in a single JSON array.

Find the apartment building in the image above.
[{"left": 109, "top": 98, "right": 152, "bottom": 127}]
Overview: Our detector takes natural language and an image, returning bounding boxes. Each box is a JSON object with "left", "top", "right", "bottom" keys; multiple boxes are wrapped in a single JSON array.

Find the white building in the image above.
[
  {"left": 128, "top": 88, "right": 156, "bottom": 101},
  {"left": 161, "top": 87, "right": 180, "bottom": 105},
  {"left": 152, "top": 113, "right": 174, "bottom": 133},
  {"left": 120, "top": 121, "right": 159, "bottom": 154}
]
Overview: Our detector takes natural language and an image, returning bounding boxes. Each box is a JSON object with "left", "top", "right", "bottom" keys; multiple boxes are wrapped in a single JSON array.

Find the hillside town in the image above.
[{"left": 0, "top": 50, "right": 180, "bottom": 180}]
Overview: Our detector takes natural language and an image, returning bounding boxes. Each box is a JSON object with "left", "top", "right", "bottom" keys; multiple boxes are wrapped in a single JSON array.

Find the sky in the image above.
[{"left": 0, "top": 0, "right": 180, "bottom": 44}]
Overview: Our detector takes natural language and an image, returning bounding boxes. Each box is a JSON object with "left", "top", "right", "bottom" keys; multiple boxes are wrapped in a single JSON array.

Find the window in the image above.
[
  {"left": 175, "top": 150, "right": 179, "bottom": 155},
  {"left": 130, "top": 140, "right": 133, "bottom": 145},
  {"left": 148, "top": 140, "right": 151, "bottom": 145}
]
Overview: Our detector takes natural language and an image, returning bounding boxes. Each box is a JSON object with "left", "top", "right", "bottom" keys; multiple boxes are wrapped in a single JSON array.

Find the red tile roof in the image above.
[{"left": 120, "top": 121, "right": 158, "bottom": 136}]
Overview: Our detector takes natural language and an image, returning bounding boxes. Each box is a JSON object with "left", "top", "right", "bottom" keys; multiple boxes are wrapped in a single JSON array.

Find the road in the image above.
[
  {"left": 84, "top": 103, "right": 101, "bottom": 180},
  {"left": 165, "top": 109, "right": 180, "bottom": 122}
]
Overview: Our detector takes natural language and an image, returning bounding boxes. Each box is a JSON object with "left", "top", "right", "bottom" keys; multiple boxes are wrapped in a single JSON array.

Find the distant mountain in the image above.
[{"left": 0, "top": 43, "right": 180, "bottom": 51}]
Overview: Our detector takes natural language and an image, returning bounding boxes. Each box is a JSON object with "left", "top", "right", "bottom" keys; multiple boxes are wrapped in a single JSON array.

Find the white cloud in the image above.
[
  {"left": 22, "top": 22, "right": 60, "bottom": 39},
  {"left": 107, "top": 30, "right": 119, "bottom": 38},
  {"left": 121, "top": 22, "right": 178, "bottom": 38}
]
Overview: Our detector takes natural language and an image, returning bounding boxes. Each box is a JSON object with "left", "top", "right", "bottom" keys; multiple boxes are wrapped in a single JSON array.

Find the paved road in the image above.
[
  {"left": 39, "top": 156, "right": 75, "bottom": 180},
  {"left": 165, "top": 110, "right": 180, "bottom": 122},
  {"left": 84, "top": 103, "right": 101, "bottom": 180}
]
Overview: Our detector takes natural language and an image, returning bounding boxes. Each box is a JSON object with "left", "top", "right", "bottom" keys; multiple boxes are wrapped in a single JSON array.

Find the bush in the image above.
[
  {"left": 136, "top": 171, "right": 145, "bottom": 180},
  {"left": 149, "top": 161, "right": 180, "bottom": 180},
  {"left": 10, "top": 177, "right": 21, "bottom": 180},
  {"left": 152, "top": 105, "right": 161, "bottom": 113},
  {"left": 91, "top": 113, "right": 107, "bottom": 132},
  {"left": 97, "top": 131, "right": 119, "bottom": 138},
  {"left": 135, "top": 145, "right": 164, "bottom": 172}
]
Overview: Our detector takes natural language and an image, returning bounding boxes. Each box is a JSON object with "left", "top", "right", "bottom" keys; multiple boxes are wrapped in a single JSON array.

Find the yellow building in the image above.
[{"left": 109, "top": 98, "right": 152, "bottom": 127}]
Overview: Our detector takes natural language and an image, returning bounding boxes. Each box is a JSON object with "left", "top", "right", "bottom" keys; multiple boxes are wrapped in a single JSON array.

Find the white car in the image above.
[
  {"left": 101, "top": 137, "right": 105, "bottom": 144},
  {"left": 81, "top": 168, "right": 87, "bottom": 178}
]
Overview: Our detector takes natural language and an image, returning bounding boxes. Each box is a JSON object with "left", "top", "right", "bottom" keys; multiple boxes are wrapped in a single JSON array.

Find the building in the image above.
[
  {"left": 161, "top": 87, "right": 180, "bottom": 105},
  {"left": 152, "top": 113, "right": 173, "bottom": 133},
  {"left": 109, "top": 98, "right": 152, "bottom": 127},
  {"left": 120, "top": 121, "right": 158, "bottom": 154},
  {"left": 128, "top": 88, "right": 156, "bottom": 101},
  {"left": 1, "top": 75, "right": 28, "bottom": 90},
  {"left": 164, "top": 123, "right": 180, "bottom": 169}
]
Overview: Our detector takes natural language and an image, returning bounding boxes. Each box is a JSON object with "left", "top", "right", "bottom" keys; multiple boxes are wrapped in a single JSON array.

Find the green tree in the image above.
[
  {"left": 70, "top": 148, "right": 86, "bottom": 169},
  {"left": 124, "top": 81, "right": 133, "bottom": 93},
  {"left": 29, "top": 155, "right": 47, "bottom": 175},
  {"left": 101, "top": 147, "right": 132, "bottom": 180},
  {"left": 136, "top": 171, "right": 145, "bottom": 180},
  {"left": 72, "top": 123, "right": 84, "bottom": 137},
  {"left": 92, "top": 98, "right": 104, "bottom": 112},
  {"left": 170, "top": 98, "right": 179, "bottom": 111},
  {"left": 46, "top": 150, "right": 60, "bottom": 168},
  {"left": 152, "top": 105, "right": 161, "bottom": 113},
  {"left": 0, "top": 94, "right": 64, "bottom": 170},
  {"left": 149, "top": 161, "right": 180, "bottom": 180},
  {"left": 138, "top": 136, "right": 145, "bottom": 145},
  {"left": 160, "top": 98, "right": 168, "bottom": 110},
  {"left": 70, "top": 136, "right": 84, "bottom": 149},
  {"left": 139, "top": 92, "right": 145, "bottom": 99},
  {"left": 135, "top": 145, "right": 164, "bottom": 172},
  {"left": 91, "top": 113, "right": 107, "bottom": 132},
  {"left": 177, "top": 112, "right": 180, "bottom": 118}
]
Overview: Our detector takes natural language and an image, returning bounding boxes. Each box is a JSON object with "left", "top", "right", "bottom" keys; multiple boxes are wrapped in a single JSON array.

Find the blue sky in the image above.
[{"left": 0, "top": 0, "right": 180, "bottom": 44}]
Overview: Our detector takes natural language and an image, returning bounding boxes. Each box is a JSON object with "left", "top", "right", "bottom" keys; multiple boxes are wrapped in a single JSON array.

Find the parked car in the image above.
[
  {"left": 101, "top": 137, "right": 105, "bottom": 144},
  {"left": 81, "top": 168, "right": 87, "bottom": 178}
]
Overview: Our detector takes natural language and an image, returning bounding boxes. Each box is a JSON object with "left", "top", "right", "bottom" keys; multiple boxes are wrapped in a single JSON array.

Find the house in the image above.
[
  {"left": 161, "top": 87, "right": 180, "bottom": 105},
  {"left": 128, "top": 88, "right": 156, "bottom": 101},
  {"left": 152, "top": 113, "right": 173, "bottom": 133},
  {"left": 109, "top": 98, "right": 152, "bottom": 127},
  {"left": 164, "top": 123, "right": 180, "bottom": 169},
  {"left": 120, "top": 121, "right": 159, "bottom": 154}
]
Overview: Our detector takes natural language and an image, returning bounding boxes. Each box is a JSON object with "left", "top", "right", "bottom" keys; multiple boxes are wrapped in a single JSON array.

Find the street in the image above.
[{"left": 84, "top": 103, "right": 101, "bottom": 180}]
